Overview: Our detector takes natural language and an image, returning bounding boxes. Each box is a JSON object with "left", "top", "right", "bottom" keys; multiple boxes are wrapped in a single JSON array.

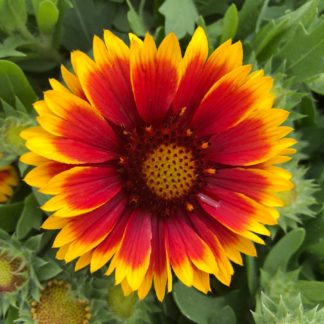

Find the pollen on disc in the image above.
[{"left": 141, "top": 143, "right": 198, "bottom": 200}]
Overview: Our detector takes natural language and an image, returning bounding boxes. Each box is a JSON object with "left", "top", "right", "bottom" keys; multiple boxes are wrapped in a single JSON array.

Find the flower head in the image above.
[
  {"left": 0, "top": 157, "right": 18, "bottom": 203},
  {"left": 107, "top": 284, "right": 137, "bottom": 320},
  {"left": 30, "top": 280, "right": 91, "bottom": 324},
  {"left": 21, "top": 27, "right": 296, "bottom": 301},
  {"left": 0, "top": 251, "right": 26, "bottom": 293}
]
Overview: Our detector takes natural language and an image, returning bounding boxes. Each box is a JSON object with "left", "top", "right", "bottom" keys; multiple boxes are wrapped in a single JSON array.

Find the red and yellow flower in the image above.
[
  {"left": 21, "top": 27, "right": 296, "bottom": 301},
  {"left": 0, "top": 154, "right": 18, "bottom": 203}
]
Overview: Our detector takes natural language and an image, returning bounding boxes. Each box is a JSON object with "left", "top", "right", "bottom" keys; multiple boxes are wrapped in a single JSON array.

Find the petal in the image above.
[
  {"left": 26, "top": 135, "right": 115, "bottom": 165},
  {"left": 91, "top": 212, "right": 131, "bottom": 273},
  {"left": 198, "top": 188, "right": 273, "bottom": 244},
  {"left": 24, "top": 161, "right": 71, "bottom": 189},
  {"left": 191, "top": 66, "right": 275, "bottom": 136},
  {"left": 75, "top": 251, "right": 92, "bottom": 271},
  {"left": 192, "top": 267, "right": 211, "bottom": 294},
  {"left": 172, "top": 27, "right": 208, "bottom": 115},
  {"left": 121, "top": 279, "right": 133, "bottom": 296},
  {"left": 59, "top": 194, "right": 127, "bottom": 262},
  {"left": 20, "top": 152, "right": 48, "bottom": 166},
  {"left": 61, "top": 65, "right": 86, "bottom": 99},
  {"left": 25, "top": 100, "right": 118, "bottom": 164},
  {"left": 173, "top": 38, "right": 243, "bottom": 116},
  {"left": 56, "top": 244, "right": 69, "bottom": 260},
  {"left": 52, "top": 193, "right": 126, "bottom": 248},
  {"left": 164, "top": 216, "right": 194, "bottom": 287},
  {"left": 41, "top": 166, "right": 121, "bottom": 217},
  {"left": 40, "top": 90, "right": 118, "bottom": 153},
  {"left": 108, "top": 210, "right": 152, "bottom": 290},
  {"left": 190, "top": 211, "right": 233, "bottom": 286},
  {"left": 0, "top": 166, "right": 18, "bottom": 202},
  {"left": 169, "top": 214, "right": 218, "bottom": 274},
  {"left": 203, "top": 215, "right": 257, "bottom": 265},
  {"left": 42, "top": 216, "right": 69, "bottom": 230},
  {"left": 49, "top": 78, "right": 70, "bottom": 93},
  {"left": 130, "top": 32, "right": 181, "bottom": 124},
  {"left": 71, "top": 34, "right": 138, "bottom": 128},
  {"left": 208, "top": 167, "right": 293, "bottom": 207},
  {"left": 207, "top": 108, "right": 296, "bottom": 166},
  {"left": 137, "top": 268, "right": 153, "bottom": 300},
  {"left": 151, "top": 217, "right": 169, "bottom": 301},
  {"left": 20, "top": 126, "right": 48, "bottom": 140}
]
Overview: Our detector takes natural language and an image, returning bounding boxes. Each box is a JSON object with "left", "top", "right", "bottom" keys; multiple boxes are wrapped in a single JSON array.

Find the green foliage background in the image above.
[{"left": 0, "top": 0, "right": 324, "bottom": 323}]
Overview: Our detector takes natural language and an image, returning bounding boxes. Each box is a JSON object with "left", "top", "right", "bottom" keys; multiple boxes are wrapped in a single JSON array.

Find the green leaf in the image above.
[
  {"left": 236, "top": 0, "right": 264, "bottom": 39},
  {"left": 205, "top": 19, "right": 223, "bottom": 48},
  {"left": 0, "top": 0, "right": 27, "bottom": 34},
  {"left": 276, "top": 20, "right": 324, "bottom": 81},
  {"left": 32, "top": 188, "right": 51, "bottom": 206},
  {"left": 194, "top": 0, "right": 227, "bottom": 16},
  {"left": 246, "top": 256, "right": 258, "bottom": 296},
  {"left": 51, "top": 0, "right": 73, "bottom": 47},
  {"left": 0, "top": 36, "right": 28, "bottom": 59},
  {"left": 304, "top": 241, "right": 324, "bottom": 257},
  {"left": 220, "top": 3, "right": 238, "bottom": 43},
  {"left": 159, "top": 0, "right": 199, "bottom": 39},
  {"left": 306, "top": 73, "right": 324, "bottom": 95},
  {"left": 37, "top": 261, "right": 62, "bottom": 281},
  {"left": 0, "top": 202, "right": 24, "bottom": 232},
  {"left": 4, "top": 306, "right": 19, "bottom": 324},
  {"left": 62, "top": 0, "right": 117, "bottom": 51},
  {"left": 126, "top": 0, "right": 146, "bottom": 36},
  {"left": 0, "top": 228, "right": 11, "bottom": 241},
  {"left": 16, "top": 194, "right": 43, "bottom": 240},
  {"left": 36, "top": 0, "right": 60, "bottom": 34},
  {"left": 24, "top": 233, "right": 43, "bottom": 251},
  {"left": 297, "top": 281, "right": 324, "bottom": 303},
  {"left": 0, "top": 60, "right": 37, "bottom": 110},
  {"left": 173, "top": 282, "right": 236, "bottom": 324},
  {"left": 298, "top": 95, "right": 317, "bottom": 127},
  {"left": 263, "top": 228, "right": 305, "bottom": 274}
]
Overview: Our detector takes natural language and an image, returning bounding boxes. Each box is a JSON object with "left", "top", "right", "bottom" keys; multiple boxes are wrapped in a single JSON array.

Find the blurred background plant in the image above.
[{"left": 0, "top": 0, "right": 324, "bottom": 323}]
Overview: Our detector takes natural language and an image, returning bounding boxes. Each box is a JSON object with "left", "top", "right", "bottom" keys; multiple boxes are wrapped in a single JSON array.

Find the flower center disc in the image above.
[{"left": 142, "top": 143, "right": 197, "bottom": 200}]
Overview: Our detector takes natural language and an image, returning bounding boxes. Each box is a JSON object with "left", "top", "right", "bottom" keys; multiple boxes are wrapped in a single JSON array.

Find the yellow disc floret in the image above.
[
  {"left": 142, "top": 143, "right": 197, "bottom": 200},
  {"left": 0, "top": 257, "right": 12, "bottom": 289}
]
